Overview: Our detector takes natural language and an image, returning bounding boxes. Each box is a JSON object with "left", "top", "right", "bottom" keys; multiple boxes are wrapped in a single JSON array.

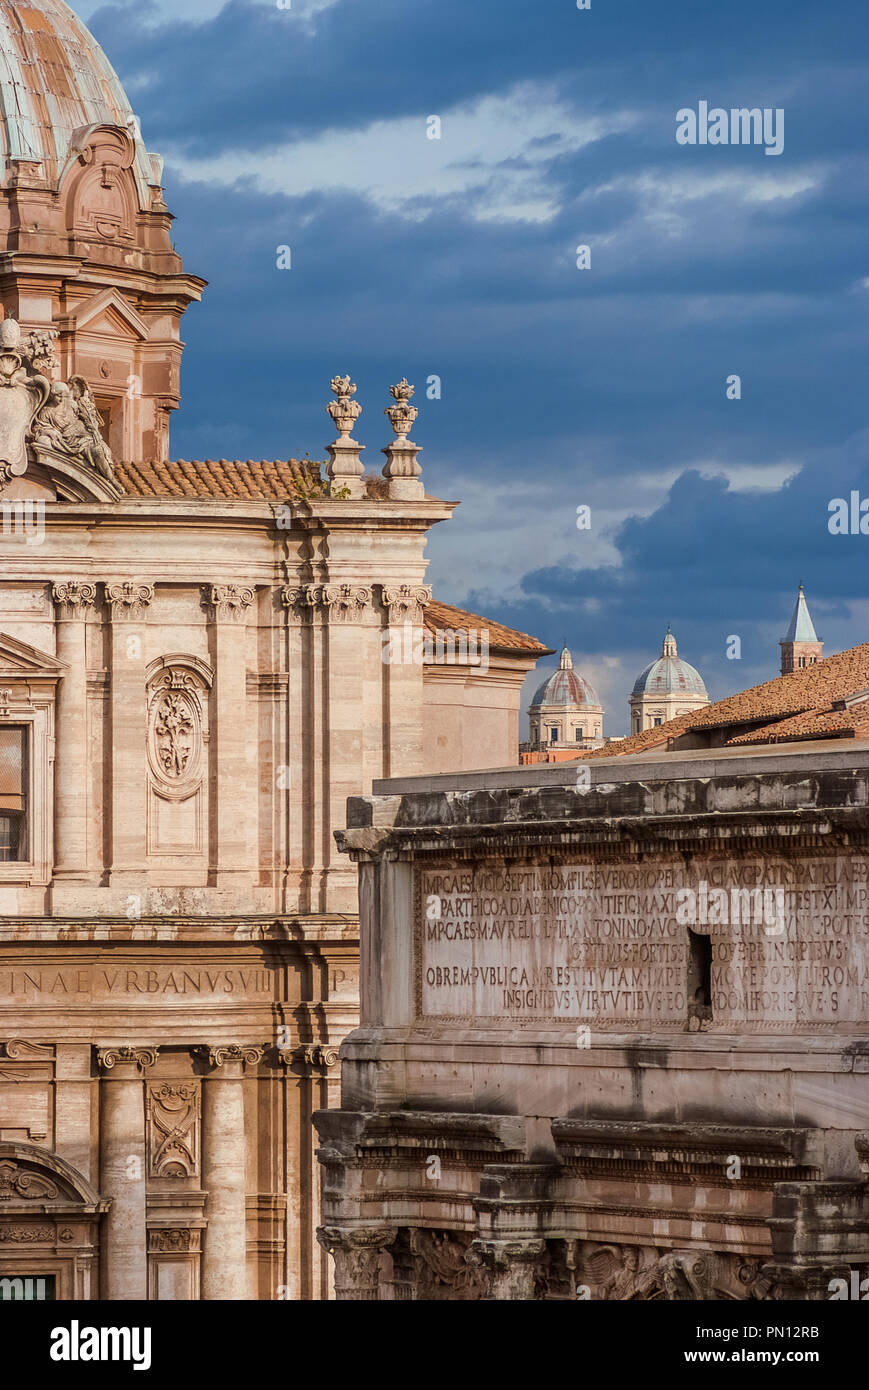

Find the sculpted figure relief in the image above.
[{"left": 33, "top": 376, "right": 115, "bottom": 479}]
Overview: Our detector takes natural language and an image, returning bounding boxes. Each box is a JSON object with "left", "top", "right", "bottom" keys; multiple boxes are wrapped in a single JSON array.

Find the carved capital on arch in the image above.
[
  {"left": 51, "top": 580, "right": 97, "bottom": 619},
  {"left": 317, "top": 1224, "right": 398, "bottom": 1301}
]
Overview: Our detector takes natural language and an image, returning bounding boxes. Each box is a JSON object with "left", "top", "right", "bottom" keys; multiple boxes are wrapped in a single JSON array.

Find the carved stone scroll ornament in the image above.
[
  {"left": 96, "top": 1045, "right": 159, "bottom": 1074},
  {"left": 197, "top": 1044, "right": 264, "bottom": 1070},
  {"left": 0, "top": 317, "right": 50, "bottom": 484},
  {"left": 0, "top": 1162, "right": 59, "bottom": 1202}
]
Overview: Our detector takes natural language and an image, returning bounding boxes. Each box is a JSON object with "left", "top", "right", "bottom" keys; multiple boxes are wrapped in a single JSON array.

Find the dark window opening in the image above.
[
  {"left": 687, "top": 927, "right": 712, "bottom": 1030},
  {"left": 0, "top": 726, "right": 27, "bottom": 861}
]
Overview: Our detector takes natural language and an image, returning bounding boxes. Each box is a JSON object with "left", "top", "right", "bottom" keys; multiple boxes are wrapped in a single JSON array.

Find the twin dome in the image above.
[{"left": 631, "top": 628, "right": 708, "bottom": 698}]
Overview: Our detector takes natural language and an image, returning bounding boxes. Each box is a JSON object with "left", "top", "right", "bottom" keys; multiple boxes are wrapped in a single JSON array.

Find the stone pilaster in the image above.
[
  {"left": 281, "top": 582, "right": 373, "bottom": 913},
  {"left": 203, "top": 584, "right": 255, "bottom": 888},
  {"left": 97, "top": 1045, "right": 158, "bottom": 1300},
  {"left": 51, "top": 581, "right": 96, "bottom": 881},
  {"left": 380, "top": 584, "right": 431, "bottom": 781},
  {"left": 105, "top": 581, "right": 154, "bottom": 886},
  {"left": 317, "top": 1225, "right": 397, "bottom": 1300},
  {"left": 198, "top": 1043, "right": 262, "bottom": 1300}
]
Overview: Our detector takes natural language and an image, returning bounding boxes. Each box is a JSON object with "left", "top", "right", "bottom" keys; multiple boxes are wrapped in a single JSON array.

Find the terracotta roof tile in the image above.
[
  {"left": 114, "top": 457, "right": 321, "bottom": 500},
  {"left": 589, "top": 642, "right": 869, "bottom": 759},
  {"left": 727, "top": 701, "right": 869, "bottom": 744},
  {"left": 423, "top": 598, "right": 552, "bottom": 655}
]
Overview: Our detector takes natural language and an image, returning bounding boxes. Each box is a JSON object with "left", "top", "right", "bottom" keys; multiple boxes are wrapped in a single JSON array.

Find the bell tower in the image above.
[{"left": 780, "top": 585, "right": 823, "bottom": 675}]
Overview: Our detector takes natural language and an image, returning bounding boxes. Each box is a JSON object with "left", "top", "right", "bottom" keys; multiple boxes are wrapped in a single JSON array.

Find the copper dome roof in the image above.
[
  {"left": 530, "top": 646, "right": 600, "bottom": 708},
  {"left": 0, "top": 0, "right": 156, "bottom": 197},
  {"left": 632, "top": 628, "right": 707, "bottom": 697}
]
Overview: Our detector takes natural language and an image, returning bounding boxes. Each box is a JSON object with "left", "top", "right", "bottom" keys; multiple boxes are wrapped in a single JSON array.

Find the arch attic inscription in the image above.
[{"left": 417, "top": 856, "right": 869, "bottom": 1030}]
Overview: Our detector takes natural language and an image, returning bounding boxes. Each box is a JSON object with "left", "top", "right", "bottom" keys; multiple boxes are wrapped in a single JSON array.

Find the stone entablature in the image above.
[{"left": 315, "top": 748, "right": 869, "bottom": 1299}]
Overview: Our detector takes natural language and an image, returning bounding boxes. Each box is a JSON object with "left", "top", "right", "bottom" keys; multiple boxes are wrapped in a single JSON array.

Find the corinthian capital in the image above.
[
  {"left": 105, "top": 581, "right": 154, "bottom": 621},
  {"left": 381, "top": 584, "right": 431, "bottom": 624},
  {"left": 96, "top": 1045, "right": 159, "bottom": 1074},
  {"left": 205, "top": 584, "right": 255, "bottom": 624},
  {"left": 52, "top": 581, "right": 97, "bottom": 619}
]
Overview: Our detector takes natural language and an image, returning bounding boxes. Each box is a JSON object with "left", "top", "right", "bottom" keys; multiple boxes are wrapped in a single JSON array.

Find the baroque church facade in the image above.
[{"left": 0, "top": 0, "right": 547, "bottom": 1300}]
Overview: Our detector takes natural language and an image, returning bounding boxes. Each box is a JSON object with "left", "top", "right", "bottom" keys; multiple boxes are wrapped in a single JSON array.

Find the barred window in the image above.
[{"left": 0, "top": 726, "right": 27, "bottom": 861}]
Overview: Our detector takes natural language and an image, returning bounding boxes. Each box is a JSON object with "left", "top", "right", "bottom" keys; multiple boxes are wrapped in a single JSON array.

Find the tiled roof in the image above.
[
  {"left": 588, "top": 641, "right": 869, "bottom": 759},
  {"left": 423, "top": 599, "right": 552, "bottom": 656},
  {"left": 727, "top": 701, "right": 869, "bottom": 745},
  {"left": 115, "top": 458, "right": 321, "bottom": 500}
]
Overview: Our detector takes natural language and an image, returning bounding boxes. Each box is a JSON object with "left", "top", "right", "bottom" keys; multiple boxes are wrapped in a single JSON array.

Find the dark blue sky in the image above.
[{"left": 81, "top": 0, "right": 869, "bottom": 733}]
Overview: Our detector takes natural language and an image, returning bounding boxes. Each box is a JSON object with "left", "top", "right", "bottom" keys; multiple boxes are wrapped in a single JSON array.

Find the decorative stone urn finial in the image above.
[
  {"left": 326, "top": 374, "right": 362, "bottom": 439},
  {"left": 381, "top": 378, "right": 423, "bottom": 499},
  {"left": 384, "top": 378, "right": 418, "bottom": 444},
  {"left": 324, "top": 373, "right": 365, "bottom": 497}
]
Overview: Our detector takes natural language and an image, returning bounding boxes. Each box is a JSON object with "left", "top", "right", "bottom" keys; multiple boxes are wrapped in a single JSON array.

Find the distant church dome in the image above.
[
  {"left": 0, "top": 0, "right": 157, "bottom": 196},
  {"left": 632, "top": 628, "right": 708, "bottom": 698},
  {"left": 531, "top": 645, "right": 600, "bottom": 708},
  {"left": 526, "top": 646, "right": 605, "bottom": 752}
]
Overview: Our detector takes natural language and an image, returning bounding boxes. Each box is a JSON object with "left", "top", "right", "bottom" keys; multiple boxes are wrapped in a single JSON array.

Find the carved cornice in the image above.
[
  {"left": 197, "top": 1044, "right": 264, "bottom": 1070},
  {"left": 51, "top": 581, "right": 97, "bottom": 620},
  {"left": 205, "top": 584, "right": 254, "bottom": 624},
  {"left": 282, "top": 583, "right": 373, "bottom": 623},
  {"left": 104, "top": 581, "right": 154, "bottom": 621},
  {"left": 381, "top": 584, "right": 431, "bottom": 625},
  {"left": 96, "top": 1045, "right": 159, "bottom": 1074}
]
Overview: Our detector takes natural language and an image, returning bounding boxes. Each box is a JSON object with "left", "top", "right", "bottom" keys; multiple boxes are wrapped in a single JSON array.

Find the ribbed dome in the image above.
[
  {"left": 632, "top": 628, "right": 707, "bottom": 697},
  {"left": 531, "top": 645, "right": 600, "bottom": 708},
  {"left": 0, "top": 0, "right": 156, "bottom": 196}
]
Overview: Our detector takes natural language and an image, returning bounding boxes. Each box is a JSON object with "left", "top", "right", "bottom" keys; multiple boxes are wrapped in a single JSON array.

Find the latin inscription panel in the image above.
[{"left": 418, "top": 857, "right": 869, "bottom": 1030}]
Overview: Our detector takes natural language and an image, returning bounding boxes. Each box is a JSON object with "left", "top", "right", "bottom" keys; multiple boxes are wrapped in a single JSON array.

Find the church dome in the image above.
[
  {"left": 531, "top": 646, "right": 600, "bottom": 707},
  {"left": 632, "top": 628, "right": 707, "bottom": 697},
  {"left": 0, "top": 0, "right": 156, "bottom": 196}
]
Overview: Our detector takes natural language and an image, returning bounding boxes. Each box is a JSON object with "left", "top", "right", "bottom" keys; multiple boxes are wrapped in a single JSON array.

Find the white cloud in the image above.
[
  {"left": 165, "top": 84, "right": 639, "bottom": 224},
  {"left": 74, "top": 0, "right": 338, "bottom": 26}
]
